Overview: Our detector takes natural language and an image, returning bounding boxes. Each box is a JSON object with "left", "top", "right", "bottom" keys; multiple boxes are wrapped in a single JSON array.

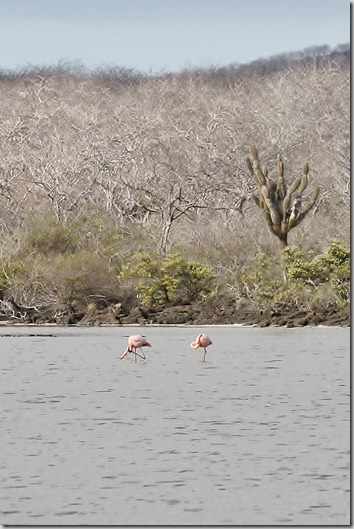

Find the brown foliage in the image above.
[{"left": 0, "top": 49, "right": 349, "bottom": 267}]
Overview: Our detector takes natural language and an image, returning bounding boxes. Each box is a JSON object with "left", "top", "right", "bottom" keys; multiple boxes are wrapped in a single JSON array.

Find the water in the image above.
[{"left": 0, "top": 325, "right": 350, "bottom": 525}]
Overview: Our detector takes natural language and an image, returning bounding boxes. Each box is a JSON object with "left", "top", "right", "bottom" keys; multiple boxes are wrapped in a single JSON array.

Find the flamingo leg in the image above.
[
  {"left": 120, "top": 348, "right": 129, "bottom": 360},
  {"left": 203, "top": 348, "right": 207, "bottom": 362},
  {"left": 122, "top": 343, "right": 148, "bottom": 363},
  {"left": 134, "top": 349, "right": 146, "bottom": 360}
]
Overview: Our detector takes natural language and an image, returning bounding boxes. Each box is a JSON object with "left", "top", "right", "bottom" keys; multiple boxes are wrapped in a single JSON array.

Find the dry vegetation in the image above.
[{"left": 0, "top": 45, "right": 350, "bottom": 322}]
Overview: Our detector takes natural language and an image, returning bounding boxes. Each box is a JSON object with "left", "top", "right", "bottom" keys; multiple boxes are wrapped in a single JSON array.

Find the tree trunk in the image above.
[
  {"left": 278, "top": 234, "right": 288, "bottom": 250},
  {"left": 161, "top": 221, "right": 172, "bottom": 254},
  {"left": 278, "top": 235, "right": 288, "bottom": 284}
]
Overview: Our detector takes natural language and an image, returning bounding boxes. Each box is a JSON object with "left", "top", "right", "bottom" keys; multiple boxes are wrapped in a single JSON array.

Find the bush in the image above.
[
  {"left": 22, "top": 216, "right": 80, "bottom": 255},
  {"left": 283, "top": 240, "right": 350, "bottom": 307},
  {"left": 40, "top": 250, "right": 120, "bottom": 307},
  {"left": 0, "top": 259, "right": 28, "bottom": 301},
  {"left": 230, "top": 240, "right": 350, "bottom": 310},
  {"left": 234, "top": 252, "right": 286, "bottom": 308},
  {"left": 1, "top": 250, "right": 120, "bottom": 309},
  {"left": 119, "top": 252, "right": 214, "bottom": 306}
]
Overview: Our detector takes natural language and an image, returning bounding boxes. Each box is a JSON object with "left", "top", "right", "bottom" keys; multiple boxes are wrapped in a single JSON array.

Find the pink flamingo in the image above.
[
  {"left": 120, "top": 335, "right": 151, "bottom": 363},
  {"left": 190, "top": 333, "right": 212, "bottom": 362}
]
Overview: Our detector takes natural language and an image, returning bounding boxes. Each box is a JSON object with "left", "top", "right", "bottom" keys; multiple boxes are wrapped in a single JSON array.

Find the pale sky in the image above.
[{"left": 0, "top": 0, "right": 349, "bottom": 73}]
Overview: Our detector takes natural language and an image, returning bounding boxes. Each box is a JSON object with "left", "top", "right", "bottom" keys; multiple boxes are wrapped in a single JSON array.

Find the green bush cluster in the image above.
[
  {"left": 0, "top": 209, "right": 349, "bottom": 316},
  {"left": 0, "top": 261, "right": 21, "bottom": 297},
  {"left": 39, "top": 250, "right": 120, "bottom": 306},
  {"left": 23, "top": 218, "right": 80, "bottom": 255},
  {"left": 283, "top": 240, "right": 350, "bottom": 308},
  {"left": 120, "top": 252, "right": 214, "bottom": 306},
  {"left": 2, "top": 214, "right": 124, "bottom": 307},
  {"left": 236, "top": 240, "right": 350, "bottom": 310},
  {"left": 233, "top": 252, "right": 284, "bottom": 308}
]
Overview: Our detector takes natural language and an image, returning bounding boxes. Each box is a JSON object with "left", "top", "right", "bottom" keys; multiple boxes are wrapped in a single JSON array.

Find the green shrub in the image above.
[
  {"left": 0, "top": 260, "right": 26, "bottom": 299},
  {"left": 0, "top": 266, "right": 9, "bottom": 295},
  {"left": 236, "top": 252, "right": 286, "bottom": 308},
  {"left": 283, "top": 240, "right": 350, "bottom": 307},
  {"left": 22, "top": 216, "right": 79, "bottom": 255},
  {"left": 2, "top": 251, "right": 120, "bottom": 308},
  {"left": 232, "top": 240, "right": 350, "bottom": 310},
  {"left": 41, "top": 250, "right": 120, "bottom": 306},
  {"left": 120, "top": 251, "right": 214, "bottom": 306}
]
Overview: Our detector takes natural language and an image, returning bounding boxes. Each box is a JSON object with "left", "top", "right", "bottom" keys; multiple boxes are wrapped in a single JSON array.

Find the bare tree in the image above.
[{"left": 0, "top": 51, "right": 349, "bottom": 262}]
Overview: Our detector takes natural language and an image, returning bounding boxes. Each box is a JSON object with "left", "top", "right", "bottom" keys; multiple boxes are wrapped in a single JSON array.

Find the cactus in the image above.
[{"left": 247, "top": 144, "right": 320, "bottom": 249}]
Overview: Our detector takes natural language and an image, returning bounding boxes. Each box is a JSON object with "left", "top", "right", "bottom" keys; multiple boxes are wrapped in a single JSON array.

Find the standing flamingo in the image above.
[
  {"left": 190, "top": 333, "right": 212, "bottom": 362},
  {"left": 120, "top": 335, "right": 151, "bottom": 363}
]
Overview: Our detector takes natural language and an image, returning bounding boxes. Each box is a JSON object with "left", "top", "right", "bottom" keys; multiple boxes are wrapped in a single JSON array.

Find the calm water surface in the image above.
[{"left": 0, "top": 325, "right": 350, "bottom": 525}]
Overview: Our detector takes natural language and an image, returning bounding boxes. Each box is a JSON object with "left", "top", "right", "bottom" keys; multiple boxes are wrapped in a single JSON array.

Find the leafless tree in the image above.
[{"left": 0, "top": 49, "right": 348, "bottom": 263}]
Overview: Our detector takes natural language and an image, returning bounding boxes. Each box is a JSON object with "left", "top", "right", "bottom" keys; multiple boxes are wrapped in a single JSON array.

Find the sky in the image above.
[{"left": 0, "top": 0, "right": 350, "bottom": 73}]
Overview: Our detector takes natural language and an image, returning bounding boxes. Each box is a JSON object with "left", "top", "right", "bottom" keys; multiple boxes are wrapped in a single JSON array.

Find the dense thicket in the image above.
[{"left": 0, "top": 45, "right": 349, "bottom": 318}]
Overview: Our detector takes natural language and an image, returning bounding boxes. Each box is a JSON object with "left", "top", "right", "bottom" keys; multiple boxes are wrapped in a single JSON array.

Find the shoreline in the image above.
[
  {"left": 0, "top": 321, "right": 349, "bottom": 330},
  {"left": 0, "top": 298, "right": 350, "bottom": 329}
]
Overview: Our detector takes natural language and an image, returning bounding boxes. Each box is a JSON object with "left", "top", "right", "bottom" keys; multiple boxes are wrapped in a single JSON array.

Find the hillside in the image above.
[{"left": 0, "top": 44, "right": 350, "bottom": 325}]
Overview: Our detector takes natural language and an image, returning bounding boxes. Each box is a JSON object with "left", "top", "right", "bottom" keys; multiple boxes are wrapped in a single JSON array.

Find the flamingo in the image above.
[
  {"left": 190, "top": 333, "right": 212, "bottom": 362},
  {"left": 120, "top": 335, "right": 151, "bottom": 363}
]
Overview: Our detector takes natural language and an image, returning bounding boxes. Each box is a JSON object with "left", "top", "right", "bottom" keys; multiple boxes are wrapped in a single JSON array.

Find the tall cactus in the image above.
[{"left": 246, "top": 144, "right": 320, "bottom": 249}]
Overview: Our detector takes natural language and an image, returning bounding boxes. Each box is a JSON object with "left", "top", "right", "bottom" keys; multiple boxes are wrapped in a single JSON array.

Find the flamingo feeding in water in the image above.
[
  {"left": 120, "top": 335, "right": 151, "bottom": 363},
  {"left": 190, "top": 333, "right": 212, "bottom": 362}
]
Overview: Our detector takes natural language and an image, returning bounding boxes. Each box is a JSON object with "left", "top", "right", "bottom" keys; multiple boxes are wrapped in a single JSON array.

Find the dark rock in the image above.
[
  {"left": 293, "top": 317, "right": 309, "bottom": 327},
  {"left": 1, "top": 293, "right": 349, "bottom": 327},
  {"left": 78, "top": 302, "right": 122, "bottom": 326},
  {"left": 259, "top": 318, "right": 271, "bottom": 327}
]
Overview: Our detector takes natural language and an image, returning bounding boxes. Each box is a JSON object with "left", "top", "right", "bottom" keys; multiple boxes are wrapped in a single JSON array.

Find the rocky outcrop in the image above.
[{"left": 0, "top": 297, "right": 350, "bottom": 327}]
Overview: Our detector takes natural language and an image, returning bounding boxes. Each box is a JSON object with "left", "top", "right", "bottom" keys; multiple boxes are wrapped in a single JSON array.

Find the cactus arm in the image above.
[
  {"left": 282, "top": 176, "right": 302, "bottom": 219},
  {"left": 246, "top": 156, "right": 266, "bottom": 186},
  {"left": 260, "top": 184, "right": 281, "bottom": 227},
  {"left": 286, "top": 176, "right": 302, "bottom": 197},
  {"left": 297, "top": 162, "right": 309, "bottom": 195},
  {"left": 291, "top": 187, "right": 320, "bottom": 228},
  {"left": 276, "top": 155, "right": 286, "bottom": 200},
  {"left": 262, "top": 209, "right": 279, "bottom": 235},
  {"left": 246, "top": 156, "right": 254, "bottom": 177},
  {"left": 249, "top": 143, "right": 258, "bottom": 160},
  {"left": 255, "top": 168, "right": 266, "bottom": 186},
  {"left": 248, "top": 144, "right": 267, "bottom": 186},
  {"left": 251, "top": 194, "right": 261, "bottom": 208},
  {"left": 287, "top": 215, "right": 297, "bottom": 230}
]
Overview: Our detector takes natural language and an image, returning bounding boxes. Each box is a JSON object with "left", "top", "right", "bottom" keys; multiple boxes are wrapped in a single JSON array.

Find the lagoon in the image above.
[{"left": 0, "top": 325, "right": 350, "bottom": 525}]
